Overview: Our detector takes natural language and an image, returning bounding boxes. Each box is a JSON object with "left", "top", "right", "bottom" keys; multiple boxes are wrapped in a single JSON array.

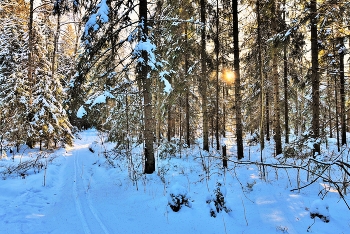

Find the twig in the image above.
[
  {"left": 307, "top": 218, "right": 316, "bottom": 232},
  {"left": 241, "top": 196, "right": 248, "bottom": 226}
]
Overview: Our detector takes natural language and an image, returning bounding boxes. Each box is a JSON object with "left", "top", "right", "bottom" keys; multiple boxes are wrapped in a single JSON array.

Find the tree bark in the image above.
[
  {"left": 310, "top": 0, "right": 320, "bottom": 155},
  {"left": 26, "top": 0, "right": 34, "bottom": 148},
  {"left": 28, "top": 0, "right": 34, "bottom": 93},
  {"left": 185, "top": 70, "right": 190, "bottom": 148},
  {"left": 185, "top": 23, "right": 191, "bottom": 147},
  {"left": 272, "top": 0, "right": 282, "bottom": 155},
  {"left": 139, "top": 0, "right": 155, "bottom": 174},
  {"left": 233, "top": 0, "right": 244, "bottom": 159},
  {"left": 335, "top": 67, "right": 340, "bottom": 152},
  {"left": 215, "top": 0, "right": 220, "bottom": 151},
  {"left": 339, "top": 37, "right": 346, "bottom": 146},
  {"left": 201, "top": 0, "right": 209, "bottom": 151},
  {"left": 266, "top": 88, "right": 270, "bottom": 141},
  {"left": 283, "top": 0, "right": 289, "bottom": 144},
  {"left": 257, "top": 0, "right": 264, "bottom": 150},
  {"left": 52, "top": 14, "right": 61, "bottom": 81}
]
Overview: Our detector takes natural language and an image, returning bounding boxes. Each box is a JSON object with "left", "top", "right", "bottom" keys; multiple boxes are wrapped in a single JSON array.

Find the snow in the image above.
[
  {"left": 285, "top": 29, "right": 292, "bottom": 37},
  {"left": 87, "top": 91, "right": 115, "bottom": 107},
  {"left": 76, "top": 106, "right": 87, "bottom": 118},
  {"left": 0, "top": 129, "right": 349, "bottom": 233},
  {"left": 133, "top": 38, "right": 157, "bottom": 70},
  {"left": 84, "top": 0, "right": 109, "bottom": 36},
  {"left": 159, "top": 71, "right": 172, "bottom": 93},
  {"left": 310, "top": 199, "right": 330, "bottom": 220}
]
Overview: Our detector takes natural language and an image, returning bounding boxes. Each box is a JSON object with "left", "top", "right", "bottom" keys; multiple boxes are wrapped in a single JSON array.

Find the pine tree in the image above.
[
  {"left": 233, "top": 0, "right": 244, "bottom": 159},
  {"left": 0, "top": 2, "right": 30, "bottom": 151},
  {"left": 30, "top": 24, "right": 73, "bottom": 149},
  {"left": 310, "top": 0, "right": 320, "bottom": 155}
]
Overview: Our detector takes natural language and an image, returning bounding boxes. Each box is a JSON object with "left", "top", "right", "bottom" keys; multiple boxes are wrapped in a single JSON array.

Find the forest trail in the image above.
[
  {"left": 69, "top": 142, "right": 111, "bottom": 234},
  {"left": 1, "top": 129, "right": 349, "bottom": 234},
  {"left": 38, "top": 131, "right": 115, "bottom": 234},
  {"left": 2, "top": 130, "right": 116, "bottom": 234}
]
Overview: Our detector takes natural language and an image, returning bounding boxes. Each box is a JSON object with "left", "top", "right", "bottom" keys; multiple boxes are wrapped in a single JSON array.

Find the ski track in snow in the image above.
[
  {"left": 71, "top": 143, "right": 110, "bottom": 234},
  {"left": 73, "top": 150, "right": 91, "bottom": 234}
]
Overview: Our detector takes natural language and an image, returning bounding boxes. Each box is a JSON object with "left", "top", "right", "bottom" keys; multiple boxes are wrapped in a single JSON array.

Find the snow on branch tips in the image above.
[
  {"left": 87, "top": 91, "right": 115, "bottom": 108},
  {"left": 84, "top": 0, "right": 109, "bottom": 36},
  {"left": 77, "top": 106, "right": 87, "bottom": 119},
  {"left": 133, "top": 38, "right": 157, "bottom": 70},
  {"left": 159, "top": 71, "right": 172, "bottom": 94}
]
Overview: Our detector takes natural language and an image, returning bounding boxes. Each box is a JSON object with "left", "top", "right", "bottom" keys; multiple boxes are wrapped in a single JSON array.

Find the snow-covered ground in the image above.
[{"left": 0, "top": 129, "right": 349, "bottom": 234}]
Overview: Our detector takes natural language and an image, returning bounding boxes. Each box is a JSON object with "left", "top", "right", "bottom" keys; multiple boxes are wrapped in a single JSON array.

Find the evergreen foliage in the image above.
[{"left": 1, "top": 0, "right": 350, "bottom": 171}]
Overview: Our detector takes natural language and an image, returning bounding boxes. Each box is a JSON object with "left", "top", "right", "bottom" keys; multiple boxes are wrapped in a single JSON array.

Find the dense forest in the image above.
[{"left": 1, "top": 0, "right": 350, "bottom": 175}]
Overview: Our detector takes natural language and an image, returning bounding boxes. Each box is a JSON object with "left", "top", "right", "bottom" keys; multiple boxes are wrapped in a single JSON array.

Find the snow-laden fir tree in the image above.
[
  {"left": 0, "top": 8, "right": 31, "bottom": 152},
  {"left": 30, "top": 23, "right": 73, "bottom": 149}
]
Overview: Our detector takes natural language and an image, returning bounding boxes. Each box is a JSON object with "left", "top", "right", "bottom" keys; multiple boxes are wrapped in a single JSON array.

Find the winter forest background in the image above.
[{"left": 1, "top": 0, "right": 350, "bottom": 233}]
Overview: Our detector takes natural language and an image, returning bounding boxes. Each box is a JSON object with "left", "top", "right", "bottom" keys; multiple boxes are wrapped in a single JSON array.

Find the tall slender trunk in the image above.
[
  {"left": 52, "top": 14, "right": 60, "bottom": 81},
  {"left": 26, "top": 0, "right": 34, "bottom": 148},
  {"left": 222, "top": 85, "right": 227, "bottom": 167},
  {"left": 272, "top": 1, "right": 282, "bottom": 155},
  {"left": 273, "top": 51, "right": 282, "bottom": 155},
  {"left": 201, "top": 0, "right": 209, "bottom": 151},
  {"left": 126, "top": 92, "right": 130, "bottom": 151},
  {"left": 167, "top": 80, "right": 173, "bottom": 141},
  {"left": 335, "top": 72, "right": 340, "bottom": 152},
  {"left": 139, "top": 0, "right": 155, "bottom": 174},
  {"left": 327, "top": 78, "right": 332, "bottom": 138},
  {"left": 266, "top": 88, "right": 270, "bottom": 141},
  {"left": 298, "top": 58, "right": 304, "bottom": 137},
  {"left": 233, "top": 0, "right": 244, "bottom": 159},
  {"left": 310, "top": 0, "right": 320, "bottom": 155},
  {"left": 28, "top": 0, "right": 34, "bottom": 94},
  {"left": 215, "top": 0, "right": 220, "bottom": 150},
  {"left": 339, "top": 37, "right": 346, "bottom": 146},
  {"left": 257, "top": 0, "right": 265, "bottom": 177},
  {"left": 283, "top": 0, "right": 289, "bottom": 144},
  {"left": 185, "top": 24, "right": 190, "bottom": 147},
  {"left": 257, "top": 0, "right": 264, "bottom": 150}
]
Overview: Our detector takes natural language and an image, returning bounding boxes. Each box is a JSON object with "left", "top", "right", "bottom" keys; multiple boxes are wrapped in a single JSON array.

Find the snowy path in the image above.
[
  {"left": 39, "top": 134, "right": 122, "bottom": 234},
  {"left": 0, "top": 131, "right": 118, "bottom": 234},
  {"left": 70, "top": 145, "right": 111, "bottom": 234},
  {"left": 20, "top": 141, "right": 114, "bottom": 234},
  {"left": 1, "top": 129, "right": 350, "bottom": 233}
]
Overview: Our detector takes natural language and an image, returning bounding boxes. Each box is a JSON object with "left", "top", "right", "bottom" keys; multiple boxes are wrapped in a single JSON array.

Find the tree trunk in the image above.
[
  {"left": 327, "top": 77, "right": 332, "bottom": 138},
  {"left": 167, "top": 96, "right": 173, "bottom": 141},
  {"left": 310, "top": 0, "right": 320, "bottom": 155},
  {"left": 257, "top": 0, "right": 264, "bottom": 150},
  {"left": 26, "top": 0, "right": 34, "bottom": 149},
  {"left": 334, "top": 40, "right": 340, "bottom": 151},
  {"left": 273, "top": 51, "right": 282, "bottom": 155},
  {"left": 283, "top": 0, "right": 289, "bottom": 144},
  {"left": 52, "top": 14, "right": 61, "bottom": 81},
  {"left": 185, "top": 23, "right": 190, "bottom": 147},
  {"left": 233, "top": 0, "right": 244, "bottom": 160},
  {"left": 335, "top": 71, "right": 340, "bottom": 152},
  {"left": 272, "top": 0, "right": 282, "bottom": 155},
  {"left": 339, "top": 37, "right": 346, "bottom": 146},
  {"left": 223, "top": 85, "right": 227, "bottom": 167},
  {"left": 266, "top": 88, "right": 270, "bottom": 141},
  {"left": 215, "top": 0, "right": 220, "bottom": 151},
  {"left": 139, "top": 0, "right": 155, "bottom": 174},
  {"left": 28, "top": 0, "right": 34, "bottom": 94},
  {"left": 201, "top": 0, "right": 209, "bottom": 151}
]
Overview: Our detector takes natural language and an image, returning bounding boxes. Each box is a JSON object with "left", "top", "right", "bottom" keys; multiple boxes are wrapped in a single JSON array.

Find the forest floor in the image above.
[{"left": 0, "top": 129, "right": 349, "bottom": 234}]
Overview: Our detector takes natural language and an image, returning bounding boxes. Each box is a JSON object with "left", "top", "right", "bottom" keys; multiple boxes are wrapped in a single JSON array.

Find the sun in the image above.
[{"left": 223, "top": 69, "right": 235, "bottom": 83}]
